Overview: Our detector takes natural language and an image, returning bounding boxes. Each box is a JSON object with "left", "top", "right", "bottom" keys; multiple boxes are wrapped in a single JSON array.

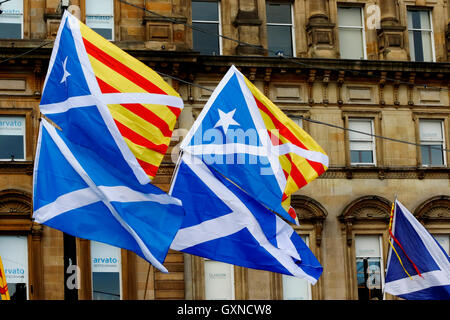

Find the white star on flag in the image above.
[
  {"left": 214, "top": 109, "right": 240, "bottom": 134},
  {"left": 60, "top": 56, "right": 71, "bottom": 84}
]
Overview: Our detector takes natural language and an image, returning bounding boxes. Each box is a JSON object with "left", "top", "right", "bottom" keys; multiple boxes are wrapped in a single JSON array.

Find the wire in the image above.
[
  {"left": 118, "top": 0, "right": 449, "bottom": 93},
  {"left": 0, "top": 4, "right": 448, "bottom": 154},
  {"left": 155, "top": 71, "right": 449, "bottom": 154},
  {"left": 0, "top": 41, "right": 53, "bottom": 64}
]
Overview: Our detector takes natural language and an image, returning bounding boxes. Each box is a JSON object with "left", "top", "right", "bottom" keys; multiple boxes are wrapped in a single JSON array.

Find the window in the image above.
[
  {"left": 419, "top": 120, "right": 445, "bottom": 166},
  {"left": 0, "top": 0, "right": 23, "bottom": 39},
  {"left": 204, "top": 260, "right": 234, "bottom": 299},
  {"left": 407, "top": 10, "right": 434, "bottom": 62},
  {"left": 355, "top": 235, "right": 384, "bottom": 300},
  {"left": 289, "top": 116, "right": 303, "bottom": 129},
  {"left": 192, "top": 0, "right": 221, "bottom": 55},
  {"left": 0, "top": 116, "right": 26, "bottom": 161},
  {"left": 0, "top": 236, "right": 28, "bottom": 300},
  {"left": 282, "top": 235, "right": 311, "bottom": 300},
  {"left": 337, "top": 7, "right": 366, "bottom": 59},
  {"left": 266, "top": 2, "right": 294, "bottom": 57},
  {"left": 90, "top": 241, "right": 122, "bottom": 300},
  {"left": 349, "top": 119, "right": 376, "bottom": 165},
  {"left": 86, "top": 0, "right": 114, "bottom": 40}
]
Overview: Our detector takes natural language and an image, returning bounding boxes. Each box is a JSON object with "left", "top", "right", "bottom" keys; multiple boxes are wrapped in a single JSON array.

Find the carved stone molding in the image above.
[
  {"left": 339, "top": 195, "right": 391, "bottom": 246},
  {"left": 0, "top": 189, "right": 32, "bottom": 217},
  {"left": 414, "top": 195, "right": 450, "bottom": 222},
  {"left": 291, "top": 195, "right": 327, "bottom": 247}
]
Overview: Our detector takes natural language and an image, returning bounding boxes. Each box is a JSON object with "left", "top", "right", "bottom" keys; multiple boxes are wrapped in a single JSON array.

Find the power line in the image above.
[
  {"left": 0, "top": 5, "right": 448, "bottom": 154},
  {"left": 155, "top": 70, "right": 449, "bottom": 154},
  {"left": 118, "top": 0, "right": 449, "bottom": 93}
]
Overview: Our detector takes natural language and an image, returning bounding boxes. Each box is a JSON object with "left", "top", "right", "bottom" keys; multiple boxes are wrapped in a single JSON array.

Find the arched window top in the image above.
[
  {"left": 0, "top": 189, "right": 32, "bottom": 217},
  {"left": 339, "top": 195, "right": 391, "bottom": 223},
  {"left": 290, "top": 195, "right": 327, "bottom": 222},
  {"left": 414, "top": 195, "right": 450, "bottom": 222}
]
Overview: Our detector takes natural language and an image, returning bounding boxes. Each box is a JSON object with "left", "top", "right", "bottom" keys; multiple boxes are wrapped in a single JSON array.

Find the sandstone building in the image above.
[{"left": 0, "top": 0, "right": 449, "bottom": 300}]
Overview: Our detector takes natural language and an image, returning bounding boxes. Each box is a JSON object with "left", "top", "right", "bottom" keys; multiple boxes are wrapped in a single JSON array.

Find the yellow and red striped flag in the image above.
[
  {"left": 0, "top": 256, "right": 10, "bottom": 300},
  {"left": 244, "top": 77, "right": 328, "bottom": 221}
]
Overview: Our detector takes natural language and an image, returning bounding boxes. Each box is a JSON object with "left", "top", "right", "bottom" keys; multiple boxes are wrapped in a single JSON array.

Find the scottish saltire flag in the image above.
[
  {"left": 33, "top": 11, "right": 185, "bottom": 272},
  {"left": 180, "top": 66, "right": 328, "bottom": 224},
  {"left": 384, "top": 200, "right": 450, "bottom": 299},
  {"left": 170, "top": 154, "right": 323, "bottom": 283}
]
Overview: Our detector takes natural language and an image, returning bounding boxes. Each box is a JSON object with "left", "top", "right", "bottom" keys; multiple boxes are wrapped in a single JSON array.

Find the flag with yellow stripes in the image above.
[
  {"left": 40, "top": 11, "right": 183, "bottom": 182},
  {"left": 180, "top": 66, "right": 328, "bottom": 224},
  {"left": 35, "top": 11, "right": 185, "bottom": 273}
]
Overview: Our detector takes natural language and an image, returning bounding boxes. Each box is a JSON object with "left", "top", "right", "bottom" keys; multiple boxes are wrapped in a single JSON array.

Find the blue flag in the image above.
[
  {"left": 170, "top": 154, "right": 323, "bottom": 282},
  {"left": 33, "top": 12, "right": 185, "bottom": 272},
  {"left": 384, "top": 200, "right": 450, "bottom": 299}
]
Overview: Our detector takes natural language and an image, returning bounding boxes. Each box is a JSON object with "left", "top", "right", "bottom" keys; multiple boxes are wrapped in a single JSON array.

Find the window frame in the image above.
[
  {"left": 266, "top": 1, "right": 296, "bottom": 57},
  {"left": 0, "top": 115, "right": 26, "bottom": 161},
  {"left": 89, "top": 240, "right": 123, "bottom": 300},
  {"left": 348, "top": 118, "right": 377, "bottom": 166},
  {"left": 0, "top": 0, "right": 24, "bottom": 39},
  {"left": 354, "top": 234, "right": 386, "bottom": 301},
  {"left": 337, "top": 6, "right": 367, "bottom": 60},
  {"left": 406, "top": 8, "right": 436, "bottom": 62},
  {"left": 84, "top": 0, "right": 115, "bottom": 41},
  {"left": 191, "top": 0, "right": 222, "bottom": 55},
  {"left": 418, "top": 119, "right": 446, "bottom": 167}
]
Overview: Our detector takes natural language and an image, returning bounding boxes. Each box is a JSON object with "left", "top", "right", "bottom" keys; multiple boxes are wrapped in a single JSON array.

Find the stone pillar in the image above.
[
  {"left": 234, "top": 0, "right": 264, "bottom": 55},
  {"left": 446, "top": 0, "right": 450, "bottom": 60},
  {"left": 377, "top": 0, "right": 407, "bottom": 60},
  {"left": 306, "top": 0, "right": 337, "bottom": 58}
]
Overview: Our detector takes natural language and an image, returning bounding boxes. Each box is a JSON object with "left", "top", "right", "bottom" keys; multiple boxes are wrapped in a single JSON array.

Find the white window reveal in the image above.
[
  {"left": 204, "top": 259, "right": 235, "bottom": 299},
  {"left": 282, "top": 235, "right": 311, "bottom": 300},
  {"left": 407, "top": 10, "right": 435, "bottom": 62},
  {"left": 90, "top": 240, "right": 122, "bottom": 300},
  {"left": 0, "top": 116, "right": 26, "bottom": 161},
  {"left": 419, "top": 119, "right": 445, "bottom": 166},
  {"left": 349, "top": 118, "right": 376, "bottom": 165},
  {"left": 86, "top": 0, "right": 114, "bottom": 40},
  {"left": 0, "top": 0, "right": 23, "bottom": 39},
  {"left": 355, "top": 235, "right": 384, "bottom": 300},
  {"left": 338, "top": 6, "right": 367, "bottom": 60},
  {"left": 0, "top": 236, "right": 29, "bottom": 300}
]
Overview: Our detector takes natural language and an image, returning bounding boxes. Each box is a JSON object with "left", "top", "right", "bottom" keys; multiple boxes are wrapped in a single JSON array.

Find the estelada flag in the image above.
[{"left": 40, "top": 10, "right": 183, "bottom": 183}]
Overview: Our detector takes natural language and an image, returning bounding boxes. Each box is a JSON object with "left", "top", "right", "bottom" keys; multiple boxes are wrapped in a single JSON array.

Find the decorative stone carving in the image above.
[{"left": 414, "top": 196, "right": 450, "bottom": 222}]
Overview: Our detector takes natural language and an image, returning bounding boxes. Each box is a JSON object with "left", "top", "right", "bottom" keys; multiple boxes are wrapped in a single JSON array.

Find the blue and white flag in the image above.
[
  {"left": 384, "top": 200, "right": 450, "bottom": 299},
  {"left": 170, "top": 154, "right": 323, "bottom": 283},
  {"left": 32, "top": 12, "right": 185, "bottom": 273}
]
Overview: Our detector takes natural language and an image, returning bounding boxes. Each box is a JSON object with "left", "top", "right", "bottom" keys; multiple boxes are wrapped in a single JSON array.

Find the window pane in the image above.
[
  {"left": 86, "top": 0, "right": 113, "bottom": 40},
  {"left": 193, "top": 22, "right": 220, "bottom": 55},
  {"left": 349, "top": 120, "right": 372, "bottom": 141},
  {"left": 355, "top": 236, "right": 383, "bottom": 300},
  {"left": 0, "top": 23, "right": 21, "bottom": 39},
  {"left": 351, "top": 150, "right": 373, "bottom": 164},
  {"left": 0, "top": 236, "right": 28, "bottom": 301},
  {"left": 267, "top": 25, "right": 293, "bottom": 56},
  {"left": 339, "top": 28, "right": 364, "bottom": 59},
  {"left": 86, "top": 0, "right": 113, "bottom": 15},
  {"left": 430, "top": 146, "right": 444, "bottom": 166},
  {"left": 266, "top": 3, "right": 292, "bottom": 24},
  {"left": 420, "top": 120, "right": 443, "bottom": 141},
  {"left": 91, "top": 241, "right": 121, "bottom": 300},
  {"left": 338, "top": 7, "right": 362, "bottom": 27},
  {"left": 0, "top": 116, "right": 25, "bottom": 160},
  {"left": 192, "top": 1, "right": 219, "bottom": 21},
  {"left": 282, "top": 275, "right": 310, "bottom": 300},
  {"left": 204, "top": 260, "right": 234, "bottom": 299},
  {"left": 433, "top": 235, "right": 450, "bottom": 255}
]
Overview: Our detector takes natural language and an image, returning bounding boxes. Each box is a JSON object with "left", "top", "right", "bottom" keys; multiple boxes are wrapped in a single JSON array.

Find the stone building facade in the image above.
[{"left": 0, "top": 0, "right": 449, "bottom": 300}]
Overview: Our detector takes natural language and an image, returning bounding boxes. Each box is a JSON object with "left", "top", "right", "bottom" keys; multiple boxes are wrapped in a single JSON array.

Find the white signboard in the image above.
[
  {"left": 204, "top": 260, "right": 234, "bottom": 300},
  {"left": 90, "top": 241, "right": 121, "bottom": 273},
  {"left": 0, "top": 236, "right": 28, "bottom": 285},
  {"left": 0, "top": 116, "right": 25, "bottom": 136},
  {"left": 355, "top": 235, "right": 380, "bottom": 257}
]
